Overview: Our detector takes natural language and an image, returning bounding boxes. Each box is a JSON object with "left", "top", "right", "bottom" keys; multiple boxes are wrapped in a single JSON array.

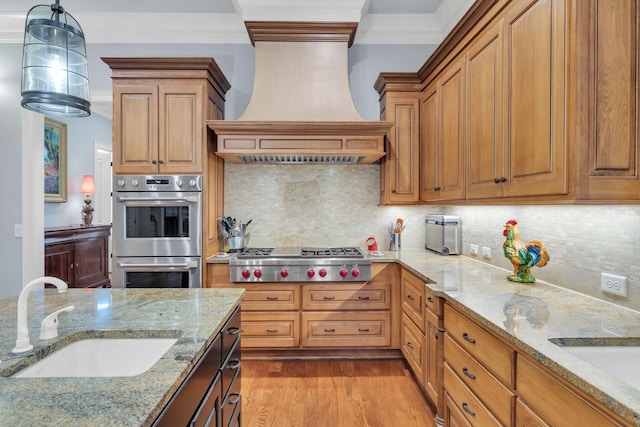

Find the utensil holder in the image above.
[{"left": 389, "top": 233, "right": 401, "bottom": 251}]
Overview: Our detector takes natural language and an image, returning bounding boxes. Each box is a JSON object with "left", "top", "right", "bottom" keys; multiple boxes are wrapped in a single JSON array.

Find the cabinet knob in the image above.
[
  {"left": 152, "top": 160, "right": 157, "bottom": 164},
  {"left": 494, "top": 178, "right": 500, "bottom": 183},
  {"left": 391, "top": 189, "right": 396, "bottom": 193},
  {"left": 158, "top": 160, "right": 164, "bottom": 164},
  {"left": 500, "top": 177, "right": 507, "bottom": 183}
]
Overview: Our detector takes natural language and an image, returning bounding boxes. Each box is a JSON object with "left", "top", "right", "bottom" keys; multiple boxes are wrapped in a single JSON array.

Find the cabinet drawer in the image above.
[
  {"left": 444, "top": 363, "right": 501, "bottom": 427},
  {"left": 240, "top": 312, "right": 299, "bottom": 348},
  {"left": 517, "top": 354, "right": 622, "bottom": 427},
  {"left": 402, "top": 270, "right": 425, "bottom": 332},
  {"left": 301, "top": 312, "right": 391, "bottom": 347},
  {"left": 424, "top": 286, "right": 442, "bottom": 316},
  {"left": 303, "top": 283, "right": 390, "bottom": 310},
  {"left": 222, "top": 307, "right": 242, "bottom": 356},
  {"left": 241, "top": 285, "right": 300, "bottom": 311},
  {"left": 401, "top": 313, "right": 425, "bottom": 378},
  {"left": 444, "top": 304, "right": 514, "bottom": 386},
  {"left": 444, "top": 392, "right": 472, "bottom": 427},
  {"left": 515, "top": 398, "right": 549, "bottom": 427},
  {"left": 445, "top": 334, "right": 514, "bottom": 426}
]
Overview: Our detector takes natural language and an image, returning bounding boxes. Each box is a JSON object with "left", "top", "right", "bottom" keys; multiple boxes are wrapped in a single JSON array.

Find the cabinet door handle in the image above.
[
  {"left": 266, "top": 296, "right": 279, "bottom": 300},
  {"left": 391, "top": 189, "right": 396, "bottom": 193},
  {"left": 427, "top": 296, "right": 433, "bottom": 303},
  {"left": 226, "top": 325, "right": 241, "bottom": 335},
  {"left": 358, "top": 328, "right": 370, "bottom": 333},
  {"left": 70, "top": 264, "right": 74, "bottom": 269},
  {"left": 158, "top": 159, "right": 164, "bottom": 164},
  {"left": 266, "top": 328, "right": 279, "bottom": 333},
  {"left": 462, "top": 367, "right": 476, "bottom": 380},
  {"left": 406, "top": 342, "right": 414, "bottom": 349},
  {"left": 323, "top": 296, "right": 335, "bottom": 300},
  {"left": 462, "top": 402, "right": 476, "bottom": 416},
  {"left": 358, "top": 296, "right": 370, "bottom": 300},
  {"left": 462, "top": 332, "right": 476, "bottom": 344},
  {"left": 76, "top": 262, "right": 79, "bottom": 268},
  {"left": 407, "top": 294, "right": 414, "bottom": 301},
  {"left": 324, "top": 328, "right": 336, "bottom": 333},
  {"left": 152, "top": 160, "right": 157, "bottom": 164}
]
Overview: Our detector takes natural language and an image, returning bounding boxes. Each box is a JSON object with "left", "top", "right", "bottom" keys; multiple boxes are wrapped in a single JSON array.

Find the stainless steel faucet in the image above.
[{"left": 12, "top": 276, "right": 68, "bottom": 353}]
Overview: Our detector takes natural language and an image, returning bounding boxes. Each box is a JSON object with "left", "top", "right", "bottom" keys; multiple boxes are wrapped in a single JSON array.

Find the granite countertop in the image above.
[
  {"left": 0, "top": 288, "right": 244, "bottom": 427},
  {"left": 207, "top": 248, "right": 640, "bottom": 425}
]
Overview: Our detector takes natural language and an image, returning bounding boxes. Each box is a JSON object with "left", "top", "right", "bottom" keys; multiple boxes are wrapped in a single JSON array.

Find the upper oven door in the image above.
[{"left": 113, "top": 191, "right": 202, "bottom": 257}]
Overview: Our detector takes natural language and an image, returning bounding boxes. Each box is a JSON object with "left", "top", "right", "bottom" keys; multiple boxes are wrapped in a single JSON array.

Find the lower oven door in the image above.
[{"left": 113, "top": 256, "right": 202, "bottom": 288}]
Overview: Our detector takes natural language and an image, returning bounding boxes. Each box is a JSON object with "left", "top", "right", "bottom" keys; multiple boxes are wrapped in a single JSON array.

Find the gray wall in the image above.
[{"left": 0, "top": 41, "right": 434, "bottom": 297}]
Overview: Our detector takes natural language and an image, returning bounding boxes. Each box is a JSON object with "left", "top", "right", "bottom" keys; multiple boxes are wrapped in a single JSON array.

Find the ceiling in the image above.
[
  {"left": 0, "top": 0, "right": 474, "bottom": 118},
  {"left": 0, "top": 0, "right": 473, "bottom": 45}
]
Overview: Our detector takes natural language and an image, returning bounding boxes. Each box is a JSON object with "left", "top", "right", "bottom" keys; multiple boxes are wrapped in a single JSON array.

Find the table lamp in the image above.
[{"left": 81, "top": 175, "right": 95, "bottom": 226}]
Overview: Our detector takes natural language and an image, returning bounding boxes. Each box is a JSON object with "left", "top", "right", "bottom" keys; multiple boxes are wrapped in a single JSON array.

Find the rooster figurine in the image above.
[{"left": 502, "top": 219, "right": 549, "bottom": 283}]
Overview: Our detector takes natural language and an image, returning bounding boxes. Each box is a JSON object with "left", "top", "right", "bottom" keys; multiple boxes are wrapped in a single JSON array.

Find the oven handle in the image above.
[
  {"left": 116, "top": 196, "right": 199, "bottom": 203},
  {"left": 116, "top": 261, "right": 199, "bottom": 271}
]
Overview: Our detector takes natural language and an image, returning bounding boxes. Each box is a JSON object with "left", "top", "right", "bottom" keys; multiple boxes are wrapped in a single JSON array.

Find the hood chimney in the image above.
[{"left": 208, "top": 21, "right": 392, "bottom": 164}]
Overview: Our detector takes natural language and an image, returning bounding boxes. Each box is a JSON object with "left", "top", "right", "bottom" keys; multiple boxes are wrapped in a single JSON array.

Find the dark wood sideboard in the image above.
[{"left": 44, "top": 224, "right": 111, "bottom": 288}]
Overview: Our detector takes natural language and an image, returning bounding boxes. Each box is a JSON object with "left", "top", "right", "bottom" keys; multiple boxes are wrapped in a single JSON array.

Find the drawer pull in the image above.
[
  {"left": 406, "top": 342, "right": 414, "bottom": 349},
  {"left": 462, "top": 332, "right": 476, "bottom": 344},
  {"left": 226, "top": 359, "right": 241, "bottom": 370},
  {"left": 407, "top": 294, "right": 414, "bottom": 301},
  {"left": 324, "top": 328, "right": 336, "bottom": 333},
  {"left": 427, "top": 296, "right": 434, "bottom": 303},
  {"left": 226, "top": 325, "right": 241, "bottom": 336},
  {"left": 357, "top": 296, "right": 370, "bottom": 300},
  {"left": 358, "top": 328, "right": 370, "bottom": 333},
  {"left": 266, "top": 296, "right": 279, "bottom": 300},
  {"left": 462, "top": 402, "right": 476, "bottom": 416},
  {"left": 323, "top": 296, "right": 335, "bottom": 300},
  {"left": 462, "top": 367, "right": 476, "bottom": 380},
  {"left": 228, "top": 392, "right": 241, "bottom": 405},
  {"left": 266, "top": 328, "right": 279, "bottom": 333}
]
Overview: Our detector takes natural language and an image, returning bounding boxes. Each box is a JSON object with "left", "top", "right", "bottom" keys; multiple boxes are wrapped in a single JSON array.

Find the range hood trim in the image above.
[{"left": 208, "top": 120, "right": 393, "bottom": 164}]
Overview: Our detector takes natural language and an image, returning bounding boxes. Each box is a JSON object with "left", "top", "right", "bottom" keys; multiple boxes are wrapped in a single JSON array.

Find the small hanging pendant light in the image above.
[{"left": 21, "top": 0, "right": 91, "bottom": 117}]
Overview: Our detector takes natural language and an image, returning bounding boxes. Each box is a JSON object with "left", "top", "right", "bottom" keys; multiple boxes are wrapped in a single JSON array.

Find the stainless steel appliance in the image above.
[
  {"left": 425, "top": 214, "right": 461, "bottom": 255},
  {"left": 230, "top": 247, "right": 371, "bottom": 282},
  {"left": 112, "top": 175, "right": 203, "bottom": 288}
]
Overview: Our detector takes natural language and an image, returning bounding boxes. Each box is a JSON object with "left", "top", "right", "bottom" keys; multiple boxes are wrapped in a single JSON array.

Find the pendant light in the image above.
[{"left": 21, "top": 0, "right": 91, "bottom": 117}]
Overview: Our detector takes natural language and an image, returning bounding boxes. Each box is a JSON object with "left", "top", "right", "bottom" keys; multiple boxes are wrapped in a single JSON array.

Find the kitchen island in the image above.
[
  {"left": 208, "top": 249, "right": 640, "bottom": 425},
  {"left": 0, "top": 287, "right": 244, "bottom": 427}
]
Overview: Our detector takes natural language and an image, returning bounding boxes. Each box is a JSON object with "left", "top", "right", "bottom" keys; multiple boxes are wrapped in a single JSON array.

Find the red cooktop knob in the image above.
[
  {"left": 319, "top": 268, "right": 327, "bottom": 278},
  {"left": 280, "top": 269, "right": 289, "bottom": 278},
  {"left": 351, "top": 268, "right": 360, "bottom": 278},
  {"left": 242, "top": 269, "right": 250, "bottom": 279},
  {"left": 254, "top": 269, "right": 262, "bottom": 278},
  {"left": 339, "top": 269, "right": 348, "bottom": 278},
  {"left": 307, "top": 269, "right": 315, "bottom": 278}
]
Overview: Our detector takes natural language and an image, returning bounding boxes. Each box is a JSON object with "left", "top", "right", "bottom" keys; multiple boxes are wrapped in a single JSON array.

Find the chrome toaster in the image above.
[{"left": 425, "top": 214, "right": 461, "bottom": 255}]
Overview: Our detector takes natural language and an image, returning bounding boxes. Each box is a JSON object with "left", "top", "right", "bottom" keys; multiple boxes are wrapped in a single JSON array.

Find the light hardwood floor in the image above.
[{"left": 241, "top": 359, "right": 436, "bottom": 427}]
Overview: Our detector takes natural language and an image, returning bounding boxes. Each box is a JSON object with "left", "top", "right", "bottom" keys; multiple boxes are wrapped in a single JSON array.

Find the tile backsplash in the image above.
[{"left": 224, "top": 163, "right": 640, "bottom": 311}]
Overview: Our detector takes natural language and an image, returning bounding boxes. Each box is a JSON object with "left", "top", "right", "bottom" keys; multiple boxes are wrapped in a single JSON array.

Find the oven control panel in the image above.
[{"left": 114, "top": 175, "right": 202, "bottom": 192}]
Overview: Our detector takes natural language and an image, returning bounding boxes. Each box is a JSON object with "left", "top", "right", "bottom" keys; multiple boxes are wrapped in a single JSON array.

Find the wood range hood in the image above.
[{"left": 207, "top": 22, "right": 393, "bottom": 164}]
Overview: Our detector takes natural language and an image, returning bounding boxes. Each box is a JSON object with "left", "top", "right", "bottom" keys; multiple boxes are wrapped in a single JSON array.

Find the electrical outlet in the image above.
[
  {"left": 482, "top": 247, "right": 491, "bottom": 259},
  {"left": 470, "top": 244, "right": 478, "bottom": 255},
  {"left": 14, "top": 224, "right": 22, "bottom": 238},
  {"left": 601, "top": 273, "right": 627, "bottom": 297}
]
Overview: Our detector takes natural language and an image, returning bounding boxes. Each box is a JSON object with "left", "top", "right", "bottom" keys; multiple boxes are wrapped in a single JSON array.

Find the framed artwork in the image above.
[{"left": 44, "top": 117, "right": 67, "bottom": 203}]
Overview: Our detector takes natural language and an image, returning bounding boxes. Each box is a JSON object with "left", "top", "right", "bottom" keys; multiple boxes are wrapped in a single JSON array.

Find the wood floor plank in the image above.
[{"left": 242, "top": 359, "right": 436, "bottom": 427}]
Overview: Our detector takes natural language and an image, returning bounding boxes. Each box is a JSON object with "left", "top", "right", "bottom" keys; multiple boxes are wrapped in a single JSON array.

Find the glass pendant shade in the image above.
[{"left": 21, "top": 1, "right": 91, "bottom": 117}]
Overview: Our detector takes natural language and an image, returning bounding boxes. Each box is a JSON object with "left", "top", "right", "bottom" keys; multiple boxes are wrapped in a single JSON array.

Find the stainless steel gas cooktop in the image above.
[{"left": 230, "top": 247, "right": 371, "bottom": 282}]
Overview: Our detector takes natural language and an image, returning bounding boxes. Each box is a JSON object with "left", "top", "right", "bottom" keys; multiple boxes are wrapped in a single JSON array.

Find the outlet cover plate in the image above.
[
  {"left": 601, "top": 273, "right": 627, "bottom": 297},
  {"left": 482, "top": 247, "right": 491, "bottom": 259},
  {"left": 470, "top": 244, "right": 478, "bottom": 255}
]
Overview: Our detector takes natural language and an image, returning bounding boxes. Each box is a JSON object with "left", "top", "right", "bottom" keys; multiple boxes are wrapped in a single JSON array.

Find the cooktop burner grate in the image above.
[
  {"left": 300, "top": 247, "right": 364, "bottom": 258},
  {"left": 236, "top": 247, "right": 274, "bottom": 258}
]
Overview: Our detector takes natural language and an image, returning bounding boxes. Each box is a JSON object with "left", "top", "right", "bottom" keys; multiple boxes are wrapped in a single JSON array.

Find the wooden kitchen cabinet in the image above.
[
  {"left": 104, "top": 57, "right": 230, "bottom": 265},
  {"left": 420, "top": 56, "right": 466, "bottom": 202},
  {"left": 44, "top": 225, "right": 111, "bottom": 288},
  {"left": 375, "top": 76, "right": 421, "bottom": 205},
  {"left": 573, "top": 0, "right": 640, "bottom": 201},
  {"left": 111, "top": 80, "right": 205, "bottom": 175}
]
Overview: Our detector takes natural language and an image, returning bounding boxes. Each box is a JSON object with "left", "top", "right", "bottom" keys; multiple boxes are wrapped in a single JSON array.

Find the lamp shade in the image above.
[
  {"left": 81, "top": 175, "right": 95, "bottom": 194},
  {"left": 21, "top": 1, "right": 91, "bottom": 117}
]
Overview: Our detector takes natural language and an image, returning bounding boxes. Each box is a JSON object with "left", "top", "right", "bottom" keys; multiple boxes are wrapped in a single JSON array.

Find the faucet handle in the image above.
[{"left": 39, "top": 305, "right": 74, "bottom": 340}]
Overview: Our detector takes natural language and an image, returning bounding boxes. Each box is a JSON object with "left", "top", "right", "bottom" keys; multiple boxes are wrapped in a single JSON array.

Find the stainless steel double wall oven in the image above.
[{"left": 112, "top": 175, "right": 202, "bottom": 288}]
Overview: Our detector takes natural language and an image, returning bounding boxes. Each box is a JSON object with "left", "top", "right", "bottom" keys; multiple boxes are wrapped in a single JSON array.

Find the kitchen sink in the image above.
[
  {"left": 12, "top": 338, "right": 178, "bottom": 378},
  {"left": 550, "top": 338, "right": 640, "bottom": 390}
]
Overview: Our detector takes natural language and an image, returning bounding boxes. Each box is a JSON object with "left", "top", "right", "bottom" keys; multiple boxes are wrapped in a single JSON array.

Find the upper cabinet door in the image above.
[
  {"left": 466, "top": 20, "right": 504, "bottom": 200},
  {"left": 420, "top": 82, "right": 439, "bottom": 202},
  {"left": 502, "top": 0, "right": 567, "bottom": 197},
  {"left": 575, "top": 0, "right": 640, "bottom": 200},
  {"left": 113, "top": 83, "right": 159, "bottom": 175}
]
